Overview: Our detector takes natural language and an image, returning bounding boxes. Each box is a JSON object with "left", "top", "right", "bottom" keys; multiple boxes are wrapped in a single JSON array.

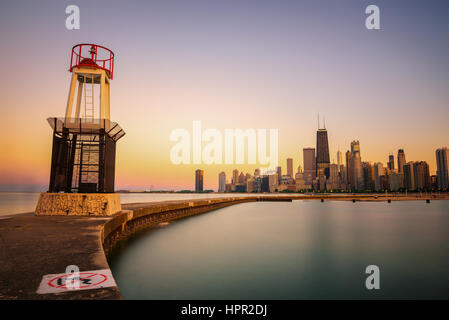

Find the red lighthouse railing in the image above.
[{"left": 69, "top": 44, "right": 115, "bottom": 79}]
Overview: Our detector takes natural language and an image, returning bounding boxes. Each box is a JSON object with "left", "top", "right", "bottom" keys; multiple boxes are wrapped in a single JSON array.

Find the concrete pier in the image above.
[{"left": 1, "top": 194, "right": 448, "bottom": 299}]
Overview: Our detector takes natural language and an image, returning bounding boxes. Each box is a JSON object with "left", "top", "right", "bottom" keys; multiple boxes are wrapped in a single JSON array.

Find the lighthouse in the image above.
[{"left": 35, "top": 44, "right": 125, "bottom": 216}]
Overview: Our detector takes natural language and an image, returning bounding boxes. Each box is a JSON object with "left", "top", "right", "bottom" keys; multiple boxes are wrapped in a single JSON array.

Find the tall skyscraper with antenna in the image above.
[{"left": 316, "top": 115, "right": 330, "bottom": 179}]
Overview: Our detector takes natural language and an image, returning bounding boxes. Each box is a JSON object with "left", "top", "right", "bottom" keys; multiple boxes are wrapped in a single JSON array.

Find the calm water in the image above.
[
  {"left": 0, "top": 192, "right": 270, "bottom": 216},
  {"left": 108, "top": 200, "right": 449, "bottom": 299}
]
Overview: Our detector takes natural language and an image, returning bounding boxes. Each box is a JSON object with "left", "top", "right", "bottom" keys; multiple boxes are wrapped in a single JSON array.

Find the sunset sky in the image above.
[{"left": 0, "top": 0, "right": 448, "bottom": 191}]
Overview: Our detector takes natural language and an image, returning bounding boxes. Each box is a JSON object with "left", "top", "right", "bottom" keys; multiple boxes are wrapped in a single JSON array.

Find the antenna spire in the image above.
[{"left": 318, "top": 113, "right": 320, "bottom": 129}]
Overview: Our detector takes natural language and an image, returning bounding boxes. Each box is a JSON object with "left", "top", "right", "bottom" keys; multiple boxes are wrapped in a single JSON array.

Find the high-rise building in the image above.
[
  {"left": 238, "top": 172, "right": 246, "bottom": 184},
  {"left": 232, "top": 169, "right": 239, "bottom": 185},
  {"left": 316, "top": 126, "right": 330, "bottom": 179},
  {"left": 327, "top": 164, "right": 340, "bottom": 190},
  {"left": 339, "top": 165, "right": 347, "bottom": 190},
  {"left": 388, "top": 155, "right": 395, "bottom": 171},
  {"left": 303, "top": 148, "right": 316, "bottom": 185},
  {"left": 436, "top": 147, "right": 449, "bottom": 190},
  {"left": 388, "top": 171, "right": 402, "bottom": 191},
  {"left": 195, "top": 169, "right": 204, "bottom": 192},
  {"left": 362, "top": 162, "right": 374, "bottom": 191},
  {"left": 246, "top": 178, "right": 255, "bottom": 193},
  {"left": 336, "top": 150, "right": 343, "bottom": 167},
  {"left": 413, "top": 161, "right": 430, "bottom": 190},
  {"left": 287, "top": 158, "right": 293, "bottom": 178},
  {"left": 397, "top": 149, "right": 406, "bottom": 174},
  {"left": 345, "top": 150, "right": 352, "bottom": 188},
  {"left": 373, "top": 162, "right": 384, "bottom": 191},
  {"left": 276, "top": 166, "right": 282, "bottom": 184},
  {"left": 403, "top": 162, "right": 415, "bottom": 191},
  {"left": 349, "top": 141, "right": 364, "bottom": 191},
  {"left": 268, "top": 174, "right": 278, "bottom": 192},
  {"left": 218, "top": 171, "right": 226, "bottom": 192}
]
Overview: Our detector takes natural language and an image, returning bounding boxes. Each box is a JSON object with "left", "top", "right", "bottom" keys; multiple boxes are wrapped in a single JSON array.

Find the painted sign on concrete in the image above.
[{"left": 37, "top": 269, "right": 117, "bottom": 294}]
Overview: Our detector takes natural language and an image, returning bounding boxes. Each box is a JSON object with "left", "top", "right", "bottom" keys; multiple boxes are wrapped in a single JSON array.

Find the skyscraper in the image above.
[
  {"left": 238, "top": 172, "right": 245, "bottom": 184},
  {"left": 287, "top": 158, "right": 293, "bottom": 178},
  {"left": 397, "top": 149, "right": 406, "bottom": 174},
  {"left": 373, "top": 162, "right": 384, "bottom": 191},
  {"left": 388, "top": 155, "right": 395, "bottom": 171},
  {"left": 303, "top": 148, "right": 316, "bottom": 185},
  {"left": 403, "top": 162, "right": 415, "bottom": 191},
  {"left": 316, "top": 125, "right": 330, "bottom": 179},
  {"left": 336, "top": 150, "right": 343, "bottom": 167},
  {"left": 218, "top": 172, "right": 226, "bottom": 192},
  {"left": 276, "top": 166, "right": 282, "bottom": 184},
  {"left": 232, "top": 169, "right": 239, "bottom": 185},
  {"left": 345, "top": 150, "right": 352, "bottom": 188},
  {"left": 349, "top": 141, "right": 364, "bottom": 191},
  {"left": 436, "top": 147, "right": 449, "bottom": 190},
  {"left": 413, "top": 161, "right": 430, "bottom": 190},
  {"left": 362, "top": 162, "right": 374, "bottom": 191},
  {"left": 195, "top": 169, "right": 204, "bottom": 192}
]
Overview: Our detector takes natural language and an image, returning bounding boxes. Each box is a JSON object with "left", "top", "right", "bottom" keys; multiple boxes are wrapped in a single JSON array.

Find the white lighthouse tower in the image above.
[{"left": 35, "top": 44, "right": 125, "bottom": 216}]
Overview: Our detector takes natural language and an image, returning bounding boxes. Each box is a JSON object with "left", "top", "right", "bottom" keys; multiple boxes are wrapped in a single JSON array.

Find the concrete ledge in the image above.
[{"left": 35, "top": 193, "right": 122, "bottom": 216}]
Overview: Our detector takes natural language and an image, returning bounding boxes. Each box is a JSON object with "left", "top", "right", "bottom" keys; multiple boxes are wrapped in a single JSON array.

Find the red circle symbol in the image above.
[{"left": 47, "top": 272, "right": 108, "bottom": 290}]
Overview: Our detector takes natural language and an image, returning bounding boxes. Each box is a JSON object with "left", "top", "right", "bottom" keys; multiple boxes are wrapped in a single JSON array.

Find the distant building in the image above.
[
  {"left": 388, "top": 171, "right": 403, "bottom": 191},
  {"left": 403, "top": 162, "right": 415, "bottom": 191},
  {"left": 362, "top": 162, "right": 374, "bottom": 191},
  {"left": 339, "top": 165, "right": 348, "bottom": 190},
  {"left": 431, "top": 175, "right": 438, "bottom": 189},
  {"left": 327, "top": 164, "right": 340, "bottom": 190},
  {"left": 397, "top": 149, "right": 406, "bottom": 174},
  {"left": 238, "top": 172, "right": 246, "bottom": 184},
  {"left": 261, "top": 176, "right": 270, "bottom": 192},
  {"left": 345, "top": 150, "right": 352, "bottom": 189},
  {"left": 195, "top": 169, "right": 204, "bottom": 192},
  {"left": 218, "top": 172, "right": 226, "bottom": 192},
  {"left": 349, "top": 141, "right": 364, "bottom": 191},
  {"left": 413, "top": 161, "right": 430, "bottom": 190},
  {"left": 303, "top": 148, "right": 316, "bottom": 185},
  {"left": 317, "top": 168, "right": 327, "bottom": 191},
  {"left": 316, "top": 127, "right": 330, "bottom": 179},
  {"left": 247, "top": 178, "right": 255, "bottom": 193},
  {"left": 268, "top": 174, "right": 279, "bottom": 192},
  {"left": 436, "top": 147, "right": 449, "bottom": 190},
  {"left": 232, "top": 169, "right": 239, "bottom": 185},
  {"left": 287, "top": 158, "right": 293, "bottom": 178},
  {"left": 374, "top": 162, "right": 384, "bottom": 191},
  {"left": 337, "top": 150, "right": 343, "bottom": 167},
  {"left": 276, "top": 166, "right": 282, "bottom": 185},
  {"left": 295, "top": 172, "right": 306, "bottom": 191},
  {"left": 388, "top": 155, "right": 395, "bottom": 171}
]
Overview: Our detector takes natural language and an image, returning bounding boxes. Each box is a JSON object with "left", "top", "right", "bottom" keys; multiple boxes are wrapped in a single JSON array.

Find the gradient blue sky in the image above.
[{"left": 0, "top": 0, "right": 448, "bottom": 191}]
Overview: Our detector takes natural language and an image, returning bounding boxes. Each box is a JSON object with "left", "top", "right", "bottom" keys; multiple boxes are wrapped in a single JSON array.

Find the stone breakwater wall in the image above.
[{"left": 35, "top": 193, "right": 122, "bottom": 216}]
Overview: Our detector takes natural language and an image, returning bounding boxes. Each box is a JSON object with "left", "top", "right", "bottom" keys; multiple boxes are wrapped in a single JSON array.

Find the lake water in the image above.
[{"left": 108, "top": 200, "right": 449, "bottom": 299}]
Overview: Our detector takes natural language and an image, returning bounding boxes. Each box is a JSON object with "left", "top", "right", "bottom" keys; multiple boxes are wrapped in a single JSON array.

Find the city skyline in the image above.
[
  {"left": 208, "top": 132, "right": 447, "bottom": 192},
  {"left": 1, "top": 1, "right": 449, "bottom": 191}
]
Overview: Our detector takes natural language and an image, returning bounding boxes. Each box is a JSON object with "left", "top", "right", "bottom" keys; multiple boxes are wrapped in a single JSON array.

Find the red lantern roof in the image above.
[{"left": 69, "top": 44, "right": 115, "bottom": 79}]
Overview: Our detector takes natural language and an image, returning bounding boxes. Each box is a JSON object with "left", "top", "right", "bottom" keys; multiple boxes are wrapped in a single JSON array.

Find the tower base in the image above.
[{"left": 35, "top": 193, "right": 122, "bottom": 216}]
